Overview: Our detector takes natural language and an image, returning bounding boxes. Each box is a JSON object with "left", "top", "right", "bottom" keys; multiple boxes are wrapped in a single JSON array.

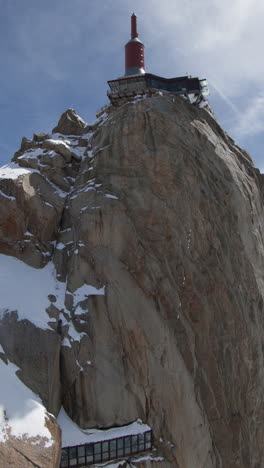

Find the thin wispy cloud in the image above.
[
  {"left": 209, "top": 82, "right": 240, "bottom": 117},
  {"left": 133, "top": 0, "right": 264, "bottom": 147}
]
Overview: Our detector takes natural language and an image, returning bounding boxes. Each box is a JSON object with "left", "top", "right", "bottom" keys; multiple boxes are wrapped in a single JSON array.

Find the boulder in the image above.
[
  {"left": 33, "top": 132, "right": 50, "bottom": 142},
  {"left": 0, "top": 170, "right": 67, "bottom": 266},
  {"left": 42, "top": 139, "right": 72, "bottom": 162},
  {"left": 52, "top": 108, "right": 89, "bottom": 136},
  {"left": 20, "top": 136, "right": 37, "bottom": 152}
]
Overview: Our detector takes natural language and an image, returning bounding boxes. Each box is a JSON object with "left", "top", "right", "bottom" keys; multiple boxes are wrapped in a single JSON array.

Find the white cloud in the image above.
[
  {"left": 0, "top": 0, "right": 263, "bottom": 165},
  {"left": 131, "top": 0, "right": 264, "bottom": 142},
  {"left": 232, "top": 93, "right": 264, "bottom": 138},
  {"left": 193, "top": 0, "right": 252, "bottom": 49},
  {"left": 139, "top": 0, "right": 264, "bottom": 93},
  {"left": 6, "top": 0, "right": 264, "bottom": 101}
]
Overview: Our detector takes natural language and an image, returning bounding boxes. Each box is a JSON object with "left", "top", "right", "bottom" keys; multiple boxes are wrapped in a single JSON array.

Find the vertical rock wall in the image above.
[{"left": 1, "top": 99, "right": 264, "bottom": 467}]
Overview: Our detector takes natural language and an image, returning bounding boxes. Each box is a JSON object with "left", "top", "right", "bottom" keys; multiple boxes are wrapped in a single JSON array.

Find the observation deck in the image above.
[
  {"left": 60, "top": 426, "right": 152, "bottom": 467},
  {"left": 107, "top": 73, "right": 209, "bottom": 106}
]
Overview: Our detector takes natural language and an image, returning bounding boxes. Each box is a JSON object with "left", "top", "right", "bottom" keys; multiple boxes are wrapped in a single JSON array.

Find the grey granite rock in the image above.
[{"left": 1, "top": 96, "right": 264, "bottom": 467}]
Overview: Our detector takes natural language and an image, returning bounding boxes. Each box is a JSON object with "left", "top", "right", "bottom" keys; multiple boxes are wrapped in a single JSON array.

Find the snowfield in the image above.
[
  {"left": 0, "top": 359, "right": 53, "bottom": 446},
  {"left": 0, "top": 253, "right": 66, "bottom": 330},
  {"left": 0, "top": 253, "right": 106, "bottom": 343}
]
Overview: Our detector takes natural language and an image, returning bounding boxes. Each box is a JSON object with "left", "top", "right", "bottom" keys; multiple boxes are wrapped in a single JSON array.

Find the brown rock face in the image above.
[
  {"left": 52, "top": 108, "right": 91, "bottom": 135},
  {"left": 0, "top": 414, "right": 61, "bottom": 468},
  {"left": 56, "top": 96, "right": 264, "bottom": 467},
  {"left": 1, "top": 96, "right": 264, "bottom": 467},
  {"left": 0, "top": 313, "right": 61, "bottom": 415}
]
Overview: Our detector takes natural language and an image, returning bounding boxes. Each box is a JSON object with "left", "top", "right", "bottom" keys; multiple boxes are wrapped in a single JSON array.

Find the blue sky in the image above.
[{"left": 0, "top": 0, "right": 263, "bottom": 170}]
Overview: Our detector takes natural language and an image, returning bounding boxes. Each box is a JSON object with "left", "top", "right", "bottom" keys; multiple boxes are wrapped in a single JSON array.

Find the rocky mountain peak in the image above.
[
  {"left": 1, "top": 95, "right": 264, "bottom": 467},
  {"left": 52, "top": 108, "right": 92, "bottom": 135}
]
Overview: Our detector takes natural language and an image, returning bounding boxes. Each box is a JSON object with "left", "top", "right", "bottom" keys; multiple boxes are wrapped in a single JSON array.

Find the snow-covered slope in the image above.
[
  {"left": 0, "top": 356, "right": 60, "bottom": 467},
  {"left": 0, "top": 359, "right": 53, "bottom": 445}
]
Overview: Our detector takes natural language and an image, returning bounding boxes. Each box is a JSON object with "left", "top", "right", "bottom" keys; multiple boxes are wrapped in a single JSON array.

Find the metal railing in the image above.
[
  {"left": 96, "top": 104, "right": 110, "bottom": 119},
  {"left": 60, "top": 430, "right": 152, "bottom": 467}
]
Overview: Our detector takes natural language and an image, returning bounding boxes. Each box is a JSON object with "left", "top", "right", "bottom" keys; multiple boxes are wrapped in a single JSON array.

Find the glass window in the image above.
[
  {"left": 110, "top": 440, "right": 116, "bottom": 450},
  {"left": 117, "top": 438, "right": 123, "bottom": 449},
  {"left": 125, "top": 437, "right": 131, "bottom": 455},
  {"left": 69, "top": 447, "right": 77, "bottom": 458},
  {"left": 77, "top": 446, "right": 85, "bottom": 457},
  {"left": 125, "top": 437, "right": 131, "bottom": 448},
  {"left": 132, "top": 435, "right": 138, "bottom": 452},
  {"left": 61, "top": 448, "right": 68, "bottom": 460},
  {"left": 145, "top": 432, "right": 151, "bottom": 442},
  {"left": 86, "top": 445, "right": 93, "bottom": 456},
  {"left": 117, "top": 448, "right": 124, "bottom": 457},
  {"left": 102, "top": 441, "right": 108, "bottom": 452},
  {"left": 61, "top": 431, "right": 153, "bottom": 466},
  {"left": 94, "top": 443, "right": 101, "bottom": 454}
]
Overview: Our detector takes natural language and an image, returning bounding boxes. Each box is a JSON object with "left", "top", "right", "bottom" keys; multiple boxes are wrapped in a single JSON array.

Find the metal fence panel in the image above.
[{"left": 60, "top": 430, "right": 152, "bottom": 467}]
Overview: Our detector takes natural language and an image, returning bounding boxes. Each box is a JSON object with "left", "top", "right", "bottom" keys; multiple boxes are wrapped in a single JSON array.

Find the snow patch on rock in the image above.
[
  {"left": 0, "top": 163, "right": 35, "bottom": 180},
  {"left": 72, "top": 284, "right": 105, "bottom": 307},
  {"left": 0, "top": 359, "right": 53, "bottom": 446},
  {"left": 57, "top": 408, "right": 150, "bottom": 447},
  {"left": 0, "top": 254, "right": 66, "bottom": 330}
]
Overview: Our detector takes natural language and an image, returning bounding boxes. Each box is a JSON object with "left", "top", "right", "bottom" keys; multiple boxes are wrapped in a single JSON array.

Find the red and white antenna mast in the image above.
[{"left": 125, "top": 13, "right": 145, "bottom": 76}]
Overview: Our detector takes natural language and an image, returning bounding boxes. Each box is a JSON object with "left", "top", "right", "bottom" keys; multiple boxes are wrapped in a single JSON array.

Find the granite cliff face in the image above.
[{"left": 0, "top": 96, "right": 264, "bottom": 468}]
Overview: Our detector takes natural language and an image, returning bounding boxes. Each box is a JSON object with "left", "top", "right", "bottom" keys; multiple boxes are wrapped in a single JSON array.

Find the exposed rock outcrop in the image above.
[
  {"left": 0, "top": 313, "right": 61, "bottom": 415},
  {"left": 52, "top": 108, "right": 91, "bottom": 135},
  {"left": 1, "top": 96, "right": 264, "bottom": 467},
  {"left": 0, "top": 416, "right": 61, "bottom": 468}
]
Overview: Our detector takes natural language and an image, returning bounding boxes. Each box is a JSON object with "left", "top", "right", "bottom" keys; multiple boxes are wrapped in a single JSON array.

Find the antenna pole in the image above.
[{"left": 131, "top": 13, "right": 138, "bottom": 38}]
